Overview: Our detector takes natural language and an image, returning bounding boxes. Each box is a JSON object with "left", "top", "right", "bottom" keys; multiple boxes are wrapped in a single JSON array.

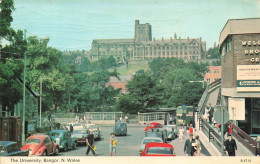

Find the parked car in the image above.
[
  {"left": 21, "top": 134, "right": 59, "bottom": 156},
  {"left": 113, "top": 122, "right": 127, "bottom": 136},
  {"left": 139, "top": 137, "right": 163, "bottom": 154},
  {"left": 0, "top": 141, "right": 29, "bottom": 156},
  {"left": 163, "top": 125, "right": 178, "bottom": 140},
  {"left": 49, "top": 130, "right": 76, "bottom": 151},
  {"left": 249, "top": 134, "right": 260, "bottom": 142},
  {"left": 66, "top": 123, "right": 85, "bottom": 131},
  {"left": 145, "top": 128, "right": 167, "bottom": 143},
  {"left": 71, "top": 129, "right": 88, "bottom": 145},
  {"left": 140, "top": 143, "right": 176, "bottom": 156},
  {"left": 86, "top": 124, "right": 101, "bottom": 140},
  {"left": 144, "top": 122, "right": 163, "bottom": 132}
]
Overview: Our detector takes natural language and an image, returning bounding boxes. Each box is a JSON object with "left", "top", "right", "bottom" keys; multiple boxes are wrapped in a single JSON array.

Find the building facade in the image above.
[
  {"left": 204, "top": 66, "right": 221, "bottom": 84},
  {"left": 219, "top": 18, "right": 260, "bottom": 134},
  {"left": 90, "top": 20, "right": 207, "bottom": 62}
]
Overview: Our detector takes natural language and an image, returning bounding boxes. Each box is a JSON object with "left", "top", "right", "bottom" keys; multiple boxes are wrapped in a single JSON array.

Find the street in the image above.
[{"left": 58, "top": 125, "right": 210, "bottom": 156}]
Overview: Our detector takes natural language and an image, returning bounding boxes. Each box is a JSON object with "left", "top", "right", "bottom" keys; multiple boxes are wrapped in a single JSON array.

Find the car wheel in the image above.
[
  {"left": 64, "top": 144, "right": 68, "bottom": 152},
  {"left": 55, "top": 147, "right": 59, "bottom": 155},
  {"left": 43, "top": 151, "right": 47, "bottom": 156},
  {"left": 73, "top": 143, "right": 77, "bottom": 149}
]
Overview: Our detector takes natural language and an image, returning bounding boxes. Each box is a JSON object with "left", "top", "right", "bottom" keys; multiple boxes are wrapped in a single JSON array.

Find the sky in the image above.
[{"left": 11, "top": 0, "right": 260, "bottom": 51}]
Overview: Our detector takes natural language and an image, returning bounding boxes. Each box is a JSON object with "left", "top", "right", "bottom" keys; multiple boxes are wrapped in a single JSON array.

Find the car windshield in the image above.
[
  {"left": 116, "top": 123, "right": 126, "bottom": 128},
  {"left": 92, "top": 131, "right": 99, "bottom": 134},
  {"left": 147, "top": 133, "right": 161, "bottom": 137},
  {"left": 26, "top": 138, "right": 41, "bottom": 145},
  {"left": 88, "top": 125, "right": 97, "bottom": 129},
  {"left": 164, "top": 127, "right": 172, "bottom": 132},
  {"left": 73, "top": 130, "right": 86, "bottom": 134},
  {"left": 143, "top": 139, "right": 162, "bottom": 144},
  {"left": 73, "top": 124, "right": 81, "bottom": 126},
  {"left": 147, "top": 147, "right": 173, "bottom": 155},
  {"left": 50, "top": 132, "right": 62, "bottom": 137},
  {"left": 148, "top": 124, "right": 154, "bottom": 127}
]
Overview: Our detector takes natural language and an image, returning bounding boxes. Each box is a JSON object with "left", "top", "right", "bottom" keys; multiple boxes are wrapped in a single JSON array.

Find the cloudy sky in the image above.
[{"left": 12, "top": 0, "right": 260, "bottom": 50}]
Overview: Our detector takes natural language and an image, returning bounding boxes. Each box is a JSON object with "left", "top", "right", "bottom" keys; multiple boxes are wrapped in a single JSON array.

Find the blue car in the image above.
[{"left": 113, "top": 122, "right": 127, "bottom": 136}]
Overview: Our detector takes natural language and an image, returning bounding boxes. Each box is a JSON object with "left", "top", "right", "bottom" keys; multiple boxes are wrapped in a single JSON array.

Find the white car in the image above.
[
  {"left": 140, "top": 137, "right": 163, "bottom": 154},
  {"left": 66, "top": 123, "right": 85, "bottom": 131}
]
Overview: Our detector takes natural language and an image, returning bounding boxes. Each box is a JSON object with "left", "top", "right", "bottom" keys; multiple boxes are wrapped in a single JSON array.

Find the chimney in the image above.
[
  {"left": 162, "top": 37, "right": 164, "bottom": 41},
  {"left": 174, "top": 33, "right": 177, "bottom": 39}
]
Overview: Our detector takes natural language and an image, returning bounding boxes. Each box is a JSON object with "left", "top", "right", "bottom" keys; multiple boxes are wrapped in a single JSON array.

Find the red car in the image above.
[
  {"left": 21, "top": 134, "right": 59, "bottom": 156},
  {"left": 144, "top": 122, "right": 163, "bottom": 132},
  {"left": 140, "top": 143, "right": 176, "bottom": 156}
]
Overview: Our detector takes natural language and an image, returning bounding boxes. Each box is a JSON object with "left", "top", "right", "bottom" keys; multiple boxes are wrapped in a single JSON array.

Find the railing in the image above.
[
  {"left": 228, "top": 121, "right": 257, "bottom": 155},
  {"left": 201, "top": 119, "right": 222, "bottom": 152}
]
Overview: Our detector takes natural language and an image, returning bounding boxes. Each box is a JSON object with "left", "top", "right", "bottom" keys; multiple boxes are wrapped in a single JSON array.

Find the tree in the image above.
[
  {"left": 207, "top": 45, "right": 221, "bottom": 59},
  {"left": 116, "top": 72, "right": 163, "bottom": 113},
  {"left": 0, "top": 0, "right": 27, "bottom": 112}
]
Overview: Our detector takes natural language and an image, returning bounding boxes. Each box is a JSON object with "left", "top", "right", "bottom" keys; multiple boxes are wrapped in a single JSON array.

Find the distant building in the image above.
[
  {"left": 105, "top": 76, "right": 133, "bottom": 93},
  {"left": 90, "top": 20, "right": 207, "bottom": 62},
  {"left": 204, "top": 66, "right": 221, "bottom": 84}
]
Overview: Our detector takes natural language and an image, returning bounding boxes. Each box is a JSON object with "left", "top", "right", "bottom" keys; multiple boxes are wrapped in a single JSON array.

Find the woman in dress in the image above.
[{"left": 179, "top": 126, "right": 184, "bottom": 142}]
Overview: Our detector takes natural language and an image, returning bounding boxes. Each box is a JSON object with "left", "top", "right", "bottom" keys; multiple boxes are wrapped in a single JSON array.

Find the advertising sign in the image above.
[
  {"left": 237, "top": 65, "right": 260, "bottom": 92},
  {"left": 228, "top": 98, "right": 245, "bottom": 120}
]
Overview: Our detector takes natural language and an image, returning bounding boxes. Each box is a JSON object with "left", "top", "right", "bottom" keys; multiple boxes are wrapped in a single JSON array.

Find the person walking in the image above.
[
  {"left": 179, "top": 126, "right": 184, "bottom": 142},
  {"left": 208, "top": 103, "right": 214, "bottom": 124},
  {"left": 194, "top": 135, "right": 201, "bottom": 156},
  {"left": 202, "top": 105, "right": 208, "bottom": 121},
  {"left": 224, "top": 134, "right": 237, "bottom": 156},
  {"left": 86, "top": 130, "right": 97, "bottom": 156},
  {"left": 184, "top": 134, "right": 195, "bottom": 156},
  {"left": 69, "top": 124, "right": 73, "bottom": 133},
  {"left": 110, "top": 133, "right": 117, "bottom": 156},
  {"left": 189, "top": 124, "right": 194, "bottom": 135}
]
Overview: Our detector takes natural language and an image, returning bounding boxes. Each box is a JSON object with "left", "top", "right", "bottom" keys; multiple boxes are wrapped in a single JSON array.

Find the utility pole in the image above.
[{"left": 22, "top": 29, "right": 27, "bottom": 145}]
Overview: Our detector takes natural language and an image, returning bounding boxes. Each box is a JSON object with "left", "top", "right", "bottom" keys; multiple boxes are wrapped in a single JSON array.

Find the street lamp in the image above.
[
  {"left": 39, "top": 77, "right": 53, "bottom": 127},
  {"left": 189, "top": 81, "right": 205, "bottom": 89}
]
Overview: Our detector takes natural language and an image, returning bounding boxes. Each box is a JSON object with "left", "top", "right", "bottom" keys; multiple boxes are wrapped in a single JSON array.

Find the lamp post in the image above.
[
  {"left": 189, "top": 81, "right": 205, "bottom": 89},
  {"left": 39, "top": 77, "right": 53, "bottom": 127},
  {"left": 22, "top": 52, "right": 26, "bottom": 145}
]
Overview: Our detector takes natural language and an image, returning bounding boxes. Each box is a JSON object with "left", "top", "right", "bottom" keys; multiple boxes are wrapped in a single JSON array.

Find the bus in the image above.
[{"left": 176, "top": 105, "right": 193, "bottom": 125}]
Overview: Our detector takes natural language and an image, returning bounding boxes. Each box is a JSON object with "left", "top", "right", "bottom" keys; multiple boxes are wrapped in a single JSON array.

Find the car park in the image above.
[
  {"left": 21, "top": 134, "right": 59, "bottom": 156},
  {"left": 49, "top": 130, "right": 76, "bottom": 151},
  {"left": 140, "top": 143, "right": 176, "bottom": 156},
  {"left": 139, "top": 137, "right": 163, "bottom": 154},
  {"left": 145, "top": 128, "right": 167, "bottom": 143},
  {"left": 163, "top": 125, "right": 178, "bottom": 140},
  {"left": 0, "top": 141, "right": 29, "bottom": 156},
  {"left": 144, "top": 122, "right": 163, "bottom": 132},
  {"left": 71, "top": 129, "right": 88, "bottom": 145},
  {"left": 113, "top": 122, "right": 127, "bottom": 136}
]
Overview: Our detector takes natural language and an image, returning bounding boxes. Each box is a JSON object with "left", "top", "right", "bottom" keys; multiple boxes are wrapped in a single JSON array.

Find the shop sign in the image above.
[{"left": 237, "top": 65, "right": 260, "bottom": 92}]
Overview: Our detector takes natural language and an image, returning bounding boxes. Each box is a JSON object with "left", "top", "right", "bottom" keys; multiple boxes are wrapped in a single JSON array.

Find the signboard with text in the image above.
[{"left": 237, "top": 65, "right": 260, "bottom": 92}]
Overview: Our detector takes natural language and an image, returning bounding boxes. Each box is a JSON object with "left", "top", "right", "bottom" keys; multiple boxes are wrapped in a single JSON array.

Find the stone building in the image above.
[
  {"left": 220, "top": 18, "right": 260, "bottom": 134},
  {"left": 90, "top": 20, "right": 207, "bottom": 62}
]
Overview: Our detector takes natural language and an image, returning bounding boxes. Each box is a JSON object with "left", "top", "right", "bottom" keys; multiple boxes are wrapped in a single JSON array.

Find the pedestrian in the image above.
[
  {"left": 184, "top": 134, "right": 195, "bottom": 156},
  {"left": 169, "top": 115, "right": 172, "bottom": 124},
  {"left": 194, "top": 135, "right": 201, "bottom": 156},
  {"left": 172, "top": 116, "right": 175, "bottom": 125},
  {"left": 125, "top": 115, "right": 128, "bottom": 123},
  {"left": 120, "top": 116, "right": 123, "bottom": 122},
  {"left": 189, "top": 124, "right": 194, "bottom": 135},
  {"left": 208, "top": 103, "right": 214, "bottom": 124},
  {"left": 179, "top": 126, "right": 184, "bottom": 142},
  {"left": 86, "top": 130, "right": 97, "bottom": 156},
  {"left": 110, "top": 133, "right": 117, "bottom": 156},
  {"left": 69, "top": 124, "right": 73, "bottom": 133},
  {"left": 164, "top": 117, "right": 167, "bottom": 125},
  {"left": 186, "top": 124, "right": 189, "bottom": 136},
  {"left": 224, "top": 134, "right": 237, "bottom": 156},
  {"left": 202, "top": 105, "right": 208, "bottom": 121}
]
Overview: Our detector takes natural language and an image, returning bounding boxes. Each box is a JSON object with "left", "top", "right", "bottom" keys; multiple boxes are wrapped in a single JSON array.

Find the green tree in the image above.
[{"left": 207, "top": 45, "right": 221, "bottom": 59}]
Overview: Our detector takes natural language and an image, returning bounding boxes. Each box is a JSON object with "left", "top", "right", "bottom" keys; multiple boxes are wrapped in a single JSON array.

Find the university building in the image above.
[
  {"left": 90, "top": 20, "right": 207, "bottom": 61},
  {"left": 220, "top": 18, "right": 260, "bottom": 134}
]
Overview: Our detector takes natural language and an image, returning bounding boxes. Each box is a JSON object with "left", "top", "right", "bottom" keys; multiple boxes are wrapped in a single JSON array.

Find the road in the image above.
[{"left": 59, "top": 124, "right": 210, "bottom": 156}]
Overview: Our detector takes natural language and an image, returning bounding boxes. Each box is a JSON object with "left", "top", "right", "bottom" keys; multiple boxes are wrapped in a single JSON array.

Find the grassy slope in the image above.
[{"left": 116, "top": 63, "right": 149, "bottom": 76}]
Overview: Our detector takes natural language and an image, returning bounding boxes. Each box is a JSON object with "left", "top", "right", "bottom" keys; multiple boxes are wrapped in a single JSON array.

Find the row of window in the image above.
[
  {"left": 206, "top": 78, "right": 221, "bottom": 83},
  {"left": 207, "top": 69, "right": 220, "bottom": 74},
  {"left": 97, "top": 44, "right": 199, "bottom": 50}
]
